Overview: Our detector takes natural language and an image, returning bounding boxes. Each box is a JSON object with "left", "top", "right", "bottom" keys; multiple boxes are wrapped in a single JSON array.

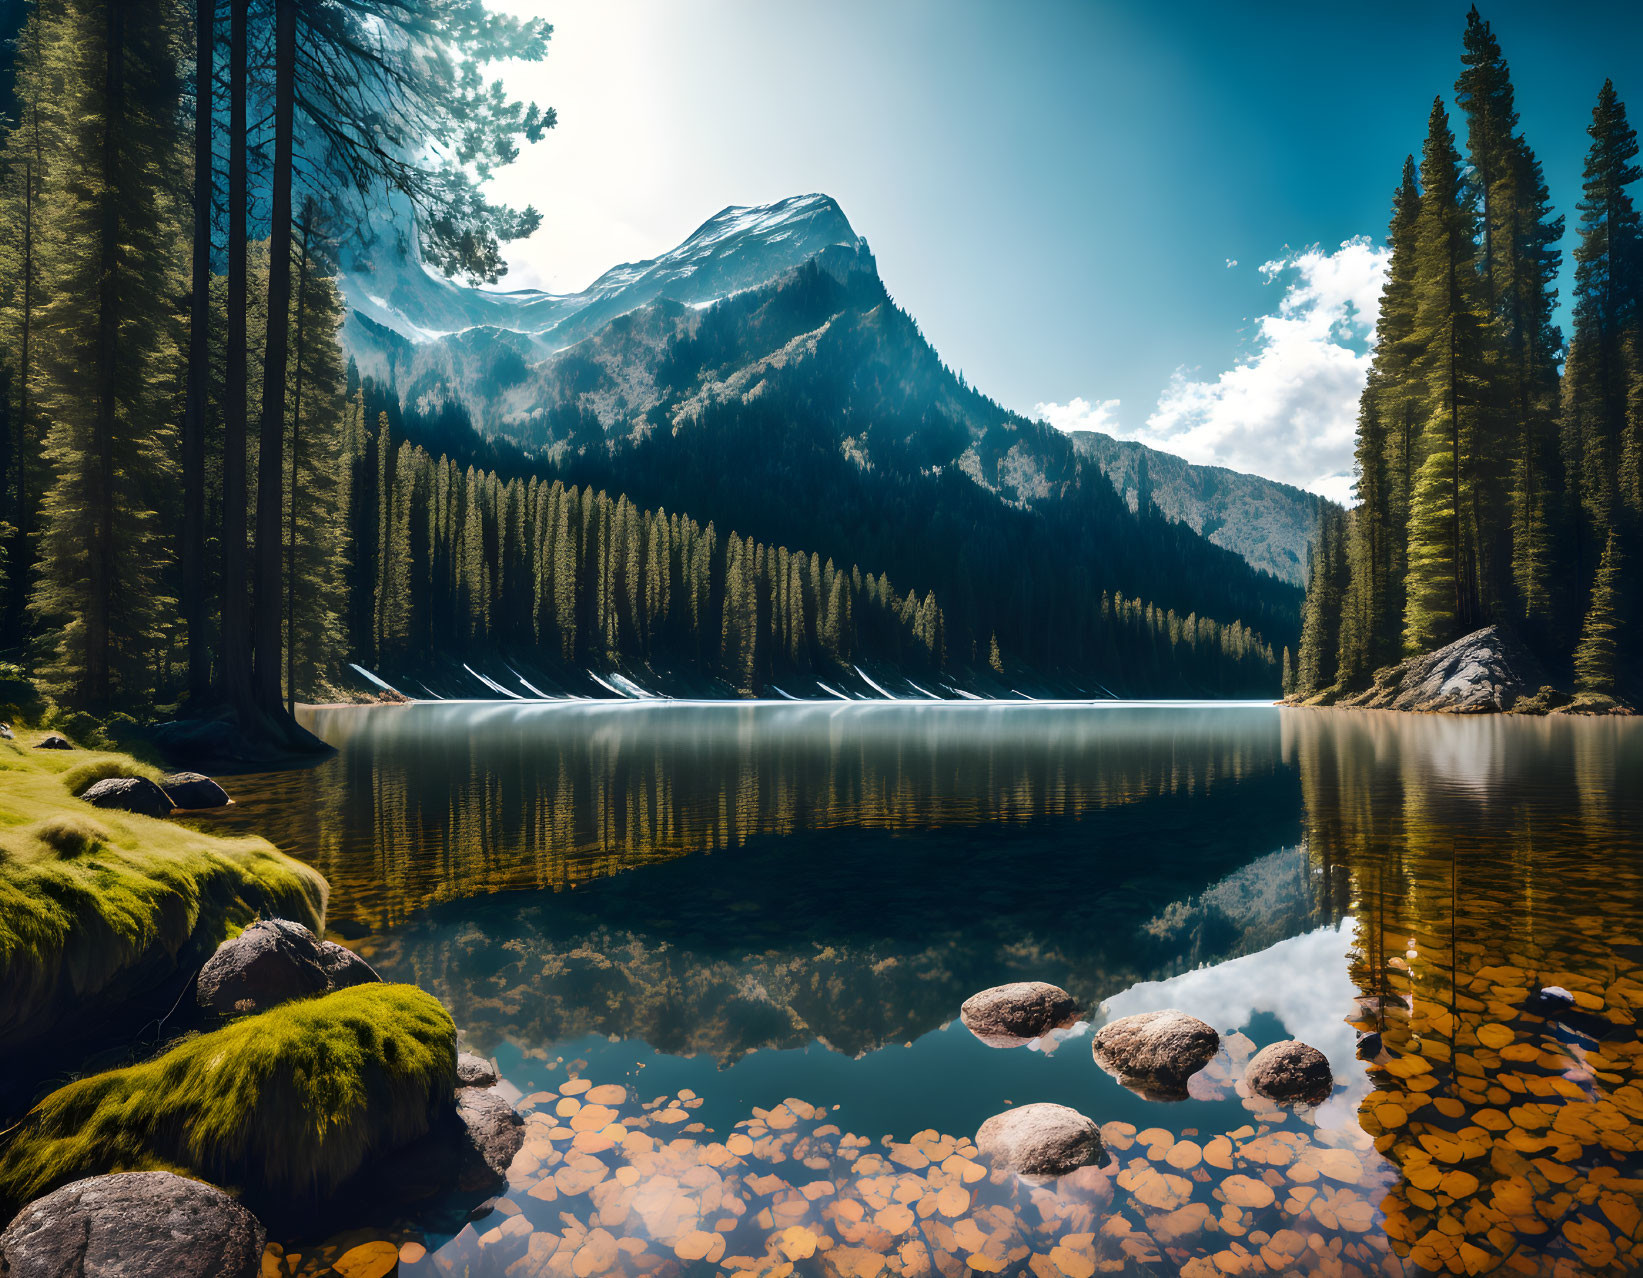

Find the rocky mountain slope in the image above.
[
  {"left": 1068, "top": 432, "right": 1330, "bottom": 586},
  {"left": 339, "top": 195, "right": 1306, "bottom": 681}
]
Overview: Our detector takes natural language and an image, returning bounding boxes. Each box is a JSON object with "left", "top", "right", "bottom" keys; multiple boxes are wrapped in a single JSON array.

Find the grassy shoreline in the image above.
[{"left": 0, "top": 730, "right": 327, "bottom": 1056}]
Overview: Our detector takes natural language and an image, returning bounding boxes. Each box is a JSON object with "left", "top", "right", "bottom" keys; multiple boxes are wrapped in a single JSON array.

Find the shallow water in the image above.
[{"left": 214, "top": 702, "right": 1643, "bottom": 1277}]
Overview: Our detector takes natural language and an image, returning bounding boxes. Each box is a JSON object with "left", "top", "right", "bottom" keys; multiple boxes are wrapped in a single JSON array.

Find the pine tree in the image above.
[
  {"left": 1359, "top": 157, "right": 1424, "bottom": 664},
  {"left": 282, "top": 211, "right": 350, "bottom": 704},
  {"left": 1455, "top": 7, "right": 1565, "bottom": 633},
  {"left": 1572, "top": 530, "right": 1622, "bottom": 695},
  {"left": 0, "top": 2, "right": 62, "bottom": 651},
  {"left": 1402, "top": 97, "right": 1498, "bottom": 650},
  {"left": 1404, "top": 439, "right": 1462, "bottom": 652},
  {"left": 1295, "top": 508, "right": 1348, "bottom": 695},
  {"left": 28, "top": 0, "right": 184, "bottom": 709},
  {"left": 1563, "top": 81, "right": 1641, "bottom": 623}
]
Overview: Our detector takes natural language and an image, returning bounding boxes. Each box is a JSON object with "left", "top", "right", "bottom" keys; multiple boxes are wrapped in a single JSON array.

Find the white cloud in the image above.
[
  {"left": 1225, "top": 258, "right": 1238, "bottom": 269},
  {"left": 1037, "top": 237, "right": 1388, "bottom": 503},
  {"left": 1033, "top": 395, "right": 1123, "bottom": 435}
]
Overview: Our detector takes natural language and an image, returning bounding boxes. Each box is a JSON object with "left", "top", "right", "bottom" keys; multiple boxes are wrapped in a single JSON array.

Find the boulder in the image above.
[
  {"left": 196, "top": 919, "right": 330, "bottom": 1016},
  {"left": 457, "top": 1052, "right": 499, "bottom": 1089},
  {"left": 0, "top": 723, "right": 13, "bottom": 740},
  {"left": 960, "top": 981, "right": 1079, "bottom": 1045},
  {"left": 975, "top": 1103, "right": 1104, "bottom": 1177},
  {"left": 455, "top": 1088, "right": 525, "bottom": 1187},
  {"left": 34, "top": 735, "right": 72, "bottom": 750},
  {"left": 1335, "top": 625, "right": 1546, "bottom": 713},
  {"left": 1244, "top": 1040, "right": 1333, "bottom": 1104},
  {"left": 196, "top": 920, "right": 384, "bottom": 1017},
  {"left": 160, "top": 772, "right": 231, "bottom": 809},
  {"left": 0, "top": 1171, "right": 265, "bottom": 1278},
  {"left": 1091, "top": 1009, "right": 1219, "bottom": 1098},
  {"left": 80, "top": 776, "right": 174, "bottom": 819},
  {"left": 379, "top": 1087, "right": 524, "bottom": 1198},
  {"left": 317, "top": 941, "right": 382, "bottom": 992}
]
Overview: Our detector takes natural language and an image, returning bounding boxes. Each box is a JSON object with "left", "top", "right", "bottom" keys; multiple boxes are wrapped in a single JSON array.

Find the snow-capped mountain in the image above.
[
  {"left": 340, "top": 192, "right": 873, "bottom": 369},
  {"left": 336, "top": 191, "right": 1316, "bottom": 622}
]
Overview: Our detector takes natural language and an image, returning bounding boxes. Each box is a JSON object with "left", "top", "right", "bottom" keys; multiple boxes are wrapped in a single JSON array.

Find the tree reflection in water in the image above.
[{"left": 225, "top": 704, "right": 1641, "bottom": 1277}]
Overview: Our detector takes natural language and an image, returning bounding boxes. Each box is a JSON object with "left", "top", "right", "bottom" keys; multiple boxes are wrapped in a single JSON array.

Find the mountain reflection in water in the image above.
[{"left": 215, "top": 702, "right": 1643, "bottom": 1277}]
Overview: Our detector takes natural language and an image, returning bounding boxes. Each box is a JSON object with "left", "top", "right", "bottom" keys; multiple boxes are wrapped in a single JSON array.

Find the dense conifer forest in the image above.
[
  {"left": 0, "top": 0, "right": 1285, "bottom": 737},
  {"left": 1292, "top": 10, "right": 1642, "bottom": 706}
]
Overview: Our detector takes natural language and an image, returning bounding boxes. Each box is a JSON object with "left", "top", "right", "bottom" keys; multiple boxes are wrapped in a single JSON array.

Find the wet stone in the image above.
[
  {"left": 975, "top": 1102, "right": 1105, "bottom": 1177},
  {"left": 457, "top": 1051, "right": 499, "bottom": 1088},
  {"left": 1091, "top": 1009, "right": 1220, "bottom": 1098},
  {"left": 1245, "top": 1040, "right": 1334, "bottom": 1104},
  {"left": 960, "top": 981, "right": 1080, "bottom": 1045}
]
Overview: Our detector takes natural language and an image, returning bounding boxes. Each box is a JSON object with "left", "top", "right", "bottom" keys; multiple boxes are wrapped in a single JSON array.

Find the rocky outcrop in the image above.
[
  {"left": 0, "top": 1172, "right": 265, "bottom": 1278},
  {"left": 1091, "top": 1009, "right": 1219, "bottom": 1099},
  {"left": 377, "top": 1086, "right": 524, "bottom": 1198},
  {"left": 34, "top": 735, "right": 72, "bottom": 750},
  {"left": 1333, "top": 625, "right": 1547, "bottom": 714},
  {"left": 975, "top": 1103, "right": 1104, "bottom": 1177},
  {"left": 160, "top": 772, "right": 231, "bottom": 810},
  {"left": 196, "top": 919, "right": 380, "bottom": 1018},
  {"left": 456, "top": 1052, "right": 499, "bottom": 1088},
  {"left": 960, "top": 981, "right": 1079, "bottom": 1045},
  {"left": 79, "top": 777, "right": 174, "bottom": 819},
  {"left": 1244, "top": 1040, "right": 1333, "bottom": 1103}
]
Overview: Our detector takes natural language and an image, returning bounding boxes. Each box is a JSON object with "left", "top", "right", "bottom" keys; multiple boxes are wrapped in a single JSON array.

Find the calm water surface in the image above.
[{"left": 214, "top": 702, "right": 1643, "bottom": 1277}]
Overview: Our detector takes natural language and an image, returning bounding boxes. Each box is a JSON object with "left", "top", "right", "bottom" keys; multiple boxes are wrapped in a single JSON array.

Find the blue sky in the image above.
[{"left": 488, "top": 0, "right": 1643, "bottom": 500}]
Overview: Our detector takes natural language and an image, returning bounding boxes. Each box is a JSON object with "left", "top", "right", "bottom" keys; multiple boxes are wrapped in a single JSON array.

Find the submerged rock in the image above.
[
  {"left": 0, "top": 1171, "right": 265, "bottom": 1278},
  {"left": 960, "top": 981, "right": 1079, "bottom": 1045},
  {"left": 80, "top": 776, "right": 174, "bottom": 819},
  {"left": 457, "top": 1052, "right": 499, "bottom": 1088},
  {"left": 1335, "top": 625, "right": 1546, "bottom": 713},
  {"left": 1534, "top": 985, "right": 1575, "bottom": 1013},
  {"left": 975, "top": 1103, "right": 1104, "bottom": 1177},
  {"left": 160, "top": 771, "right": 231, "bottom": 809},
  {"left": 1091, "top": 1009, "right": 1219, "bottom": 1098},
  {"left": 1245, "top": 1040, "right": 1333, "bottom": 1103},
  {"left": 34, "top": 734, "right": 72, "bottom": 750}
]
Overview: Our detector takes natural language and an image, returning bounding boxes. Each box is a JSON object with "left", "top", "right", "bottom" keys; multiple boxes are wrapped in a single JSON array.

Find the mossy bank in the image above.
[
  {"left": 0, "top": 731, "right": 327, "bottom": 1062},
  {"left": 0, "top": 983, "right": 457, "bottom": 1218}
]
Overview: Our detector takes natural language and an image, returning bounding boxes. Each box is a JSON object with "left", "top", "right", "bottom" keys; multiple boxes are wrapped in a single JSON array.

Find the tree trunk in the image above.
[
  {"left": 252, "top": 0, "right": 298, "bottom": 735},
  {"left": 181, "top": 0, "right": 212, "bottom": 703},
  {"left": 221, "top": 0, "right": 253, "bottom": 722}
]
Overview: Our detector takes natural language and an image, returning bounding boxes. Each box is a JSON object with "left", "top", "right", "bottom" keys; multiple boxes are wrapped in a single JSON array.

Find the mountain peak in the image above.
[{"left": 340, "top": 192, "right": 873, "bottom": 360}]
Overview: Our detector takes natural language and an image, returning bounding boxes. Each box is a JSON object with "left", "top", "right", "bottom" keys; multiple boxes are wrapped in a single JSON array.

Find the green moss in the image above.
[
  {"left": 29, "top": 814, "right": 114, "bottom": 858},
  {"left": 0, "top": 984, "right": 457, "bottom": 1212},
  {"left": 0, "top": 738, "right": 327, "bottom": 1047},
  {"left": 60, "top": 757, "right": 166, "bottom": 797}
]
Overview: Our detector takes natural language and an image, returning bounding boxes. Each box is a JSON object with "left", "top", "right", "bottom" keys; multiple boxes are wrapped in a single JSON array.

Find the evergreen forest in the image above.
[
  {"left": 0, "top": 0, "right": 1284, "bottom": 739},
  {"left": 1292, "top": 9, "right": 1642, "bottom": 706}
]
